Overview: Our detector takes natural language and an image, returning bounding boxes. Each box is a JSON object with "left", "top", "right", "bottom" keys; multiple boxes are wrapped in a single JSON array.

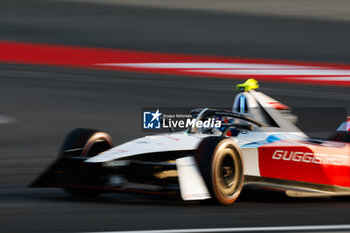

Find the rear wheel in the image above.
[
  {"left": 195, "top": 137, "right": 244, "bottom": 205},
  {"left": 61, "top": 128, "right": 113, "bottom": 197}
]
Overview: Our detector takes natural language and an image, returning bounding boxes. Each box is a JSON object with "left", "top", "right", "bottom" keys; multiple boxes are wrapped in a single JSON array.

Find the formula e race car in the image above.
[{"left": 31, "top": 79, "right": 350, "bottom": 205}]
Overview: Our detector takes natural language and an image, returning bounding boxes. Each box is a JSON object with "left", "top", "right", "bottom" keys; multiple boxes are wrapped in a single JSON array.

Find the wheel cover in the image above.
[{"left": 212, "top": 142, "right": 243, "bottom": 203}]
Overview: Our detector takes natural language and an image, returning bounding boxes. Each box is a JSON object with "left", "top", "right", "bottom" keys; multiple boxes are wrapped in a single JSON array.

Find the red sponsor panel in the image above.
[
  {"left": 0, "top": 41, "right": 350, "bottom": 86},
  {"left": 258, "top": 140, "right": 350, "bottom": 187}
]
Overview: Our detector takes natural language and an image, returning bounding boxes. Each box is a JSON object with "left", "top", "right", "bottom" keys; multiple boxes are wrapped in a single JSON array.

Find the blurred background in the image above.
[{"left": 1, "top": 0, "right": 350, "bottom": 232}]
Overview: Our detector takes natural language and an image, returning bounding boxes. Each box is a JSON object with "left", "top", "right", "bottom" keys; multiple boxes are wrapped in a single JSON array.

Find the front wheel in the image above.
[
  {"left": 195, "top": 137, "right": 244, "bottom": 205},
  {"left": 60, "top": 128, "right": 113, "bottom": 197}
]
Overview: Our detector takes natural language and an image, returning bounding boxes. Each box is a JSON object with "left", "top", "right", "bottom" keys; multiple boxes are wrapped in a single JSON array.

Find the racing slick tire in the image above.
[
  {"left": 60, "top": 128, "right": 113, "bottom": 197},
  {"left": 60, "top": 128, "right": 113, "bottom": 157},
  {"left": 195, "top": 136, "right": 244, "bottom": 205}
]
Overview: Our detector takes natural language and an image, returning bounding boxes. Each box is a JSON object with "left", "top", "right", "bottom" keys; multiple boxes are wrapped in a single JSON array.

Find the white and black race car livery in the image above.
[{"left": 31, "top": 79, "right": 350, "bottom": 205}]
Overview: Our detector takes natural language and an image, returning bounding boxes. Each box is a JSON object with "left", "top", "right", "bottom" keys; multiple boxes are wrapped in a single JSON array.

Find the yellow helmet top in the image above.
[{"left": 236, "top": 78, "right": 259, "bottom": 92}]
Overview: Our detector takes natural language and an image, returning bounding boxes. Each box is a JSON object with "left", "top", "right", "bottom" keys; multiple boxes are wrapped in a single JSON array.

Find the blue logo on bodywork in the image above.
[{"left": 143, "top": 109, "right": 162, "bottom": 129}]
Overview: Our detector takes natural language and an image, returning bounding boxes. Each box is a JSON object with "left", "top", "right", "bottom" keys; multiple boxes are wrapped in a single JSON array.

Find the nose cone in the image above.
[{"left": 85, "top": 132, "right": 203, "bottom": 163}]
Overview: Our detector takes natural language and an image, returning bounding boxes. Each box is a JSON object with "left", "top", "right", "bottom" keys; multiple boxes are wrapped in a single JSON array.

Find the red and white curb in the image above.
[
  {"left": 96, "top": 62, "right": 350, "bottom": 84},
  {"left": 1, "top": 41, "right": 350, "bottom": 86}
]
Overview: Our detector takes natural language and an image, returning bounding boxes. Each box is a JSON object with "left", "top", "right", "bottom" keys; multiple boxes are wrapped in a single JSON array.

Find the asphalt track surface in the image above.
[{"left": 1, "top": 1, "right": 350, "bottom": 232}]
